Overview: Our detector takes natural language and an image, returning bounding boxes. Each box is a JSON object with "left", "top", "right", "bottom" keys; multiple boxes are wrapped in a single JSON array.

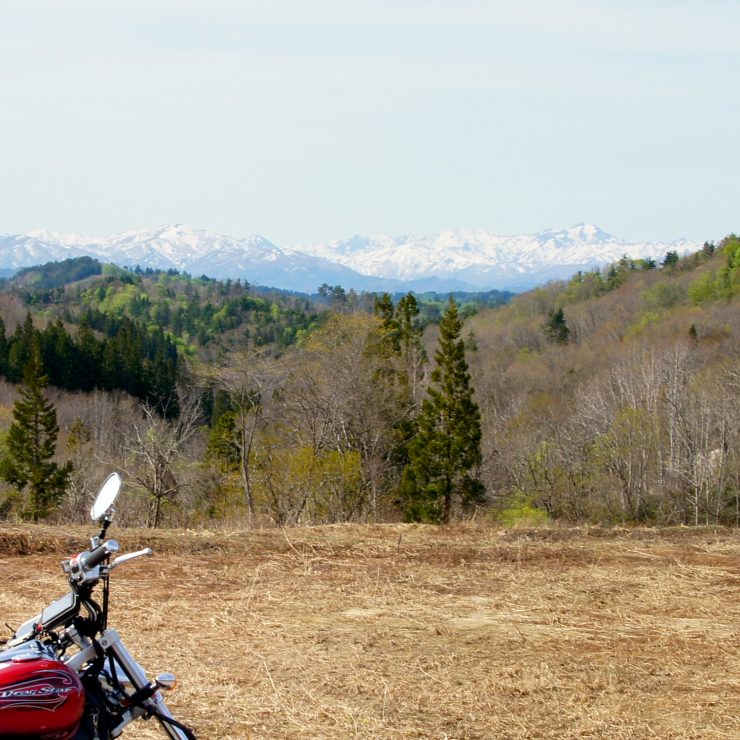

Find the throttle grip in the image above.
[{"left": 80, "top": 540, "right": 120, "bottom": 569}]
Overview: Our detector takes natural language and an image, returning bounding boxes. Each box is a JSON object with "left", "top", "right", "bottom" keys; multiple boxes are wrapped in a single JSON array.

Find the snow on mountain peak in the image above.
[
  {"left": 295, "top": 224, "right": 695, "bottom": 287},
  {"left": 535, "top": 223, "right": 616, "bottom": 246},
  {"left": 26, "top": 229, "right": 98, "bottom": 248},
  {"left": 0, "top": 223, "right": 698, "bottom": 292}
]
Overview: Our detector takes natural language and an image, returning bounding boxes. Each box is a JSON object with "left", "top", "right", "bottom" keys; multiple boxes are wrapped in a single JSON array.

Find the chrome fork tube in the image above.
[{"left": 99, "top": 629, "right": 192, "bottom": 740}]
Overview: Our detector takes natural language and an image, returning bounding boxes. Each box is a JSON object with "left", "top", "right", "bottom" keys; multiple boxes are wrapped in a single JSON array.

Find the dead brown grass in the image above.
[{"left": 1, "top": 524, "right": 738, "bottom": 739}]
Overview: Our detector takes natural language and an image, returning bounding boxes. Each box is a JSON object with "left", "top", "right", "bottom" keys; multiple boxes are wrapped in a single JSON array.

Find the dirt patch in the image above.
[{"left": 1, "top": 523, "right": 738, "bottom": 738}]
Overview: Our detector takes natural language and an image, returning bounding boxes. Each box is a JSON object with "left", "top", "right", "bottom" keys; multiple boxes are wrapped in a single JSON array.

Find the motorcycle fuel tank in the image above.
[{"left": 0, "top": 641, "right": 84, "bottom": 740}]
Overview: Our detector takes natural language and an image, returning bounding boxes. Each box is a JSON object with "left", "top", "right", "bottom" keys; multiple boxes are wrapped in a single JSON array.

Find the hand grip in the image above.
[{"left": 80, "top": 540, "right": 120, "bottom": 569}]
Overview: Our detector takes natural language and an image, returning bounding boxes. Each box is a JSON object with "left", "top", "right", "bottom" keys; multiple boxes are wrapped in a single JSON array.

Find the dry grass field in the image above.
[{"left": 1, "top": 523, "right": 738, "bottom": 739}]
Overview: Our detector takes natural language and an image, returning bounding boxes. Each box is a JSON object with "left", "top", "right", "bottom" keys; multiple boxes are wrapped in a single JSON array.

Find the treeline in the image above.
[
  {"left": 559, "top": 241, "right": 724, "bottom": 304},
  {"left": 0, "top": 313, "right": 178, "bottom": 413},
  {"left": 10, "top": 258, "right": 513, "bottom": 358},
  {"left": 15, "top": 263, "right": 322, "bottom": 351},
  {"left": 315, "top": 282, "right": 514, "bottom": 324}
]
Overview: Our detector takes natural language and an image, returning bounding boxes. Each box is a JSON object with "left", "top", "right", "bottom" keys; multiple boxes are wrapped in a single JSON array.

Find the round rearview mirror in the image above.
[{"left": 91, "top": 473, "right": 122, "bottom": 521}]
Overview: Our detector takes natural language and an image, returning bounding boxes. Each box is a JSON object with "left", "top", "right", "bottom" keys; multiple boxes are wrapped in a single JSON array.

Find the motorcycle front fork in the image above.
[{"left": 66, "top": 628, "right": 192, "bottom": 739}]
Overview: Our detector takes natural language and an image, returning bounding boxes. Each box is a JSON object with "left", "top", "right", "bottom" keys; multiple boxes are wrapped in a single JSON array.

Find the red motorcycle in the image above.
[{"left": 0, "top": 473, "right": 197, "bottom": 739}]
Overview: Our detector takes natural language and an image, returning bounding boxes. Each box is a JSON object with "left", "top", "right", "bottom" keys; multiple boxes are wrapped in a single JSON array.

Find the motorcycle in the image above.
[{"left": 0, "top": 473, "right": 198, "bottom": 739}]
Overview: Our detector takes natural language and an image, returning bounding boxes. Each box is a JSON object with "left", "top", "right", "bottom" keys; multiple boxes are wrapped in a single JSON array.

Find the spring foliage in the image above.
[{"left": 0, "top": 241, "right": 738, "bottom": 527}]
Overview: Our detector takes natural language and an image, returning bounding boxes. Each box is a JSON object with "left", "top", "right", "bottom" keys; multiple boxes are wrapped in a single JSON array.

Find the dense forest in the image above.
[{"left": 0, "top": 237, "right": 737, "bottom": 527}]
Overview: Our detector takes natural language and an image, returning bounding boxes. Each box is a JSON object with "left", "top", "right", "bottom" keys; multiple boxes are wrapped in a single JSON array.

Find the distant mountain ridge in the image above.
[{"left": 0, "top": 223, "right": 696, "bottom": 292}]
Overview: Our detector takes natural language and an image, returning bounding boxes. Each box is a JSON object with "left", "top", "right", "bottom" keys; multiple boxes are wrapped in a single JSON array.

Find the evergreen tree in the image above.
[
  {"left": 662, "top": 250, "right": 680, "bottom": 268},
  {"left": 544, "top": 307, "right": 570, "bottom": 345},
  {"left": 373, "top": 293, "right": 398, "bottom": 351},
  {"left": 206, "top": 409, "right": 241, "bottom": 473},
  {"left": 400, "top": 297, "right": 484, "bottom": 523},
  {"left": 396, "top": 293, "right": 423, "bottom": 366},
  {"left": 371, "top": 292, "right": 426, "bottom": 477},
  {"left": 75, "top": 317, "right": 102, "bottom": 391},
  {"left": 6, "top": 313, "right": 35, "bottom": 382},
  {"left": 1, "top": 341, "right": 72, "bottom": 520},
  {"left": 0, "top": 316, "right": 8, "bottom": 376},
  {"left": 40, "top": 319, "right": 77, "bottom": 389},
  {"left": 373, "top": 292, "right": 425, "bottom": 382}
]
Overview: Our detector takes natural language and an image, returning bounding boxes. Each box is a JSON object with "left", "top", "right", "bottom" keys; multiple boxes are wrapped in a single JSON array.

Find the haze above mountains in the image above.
[{"left": 0, "top": 224, "right": 696, "bottom": 293}]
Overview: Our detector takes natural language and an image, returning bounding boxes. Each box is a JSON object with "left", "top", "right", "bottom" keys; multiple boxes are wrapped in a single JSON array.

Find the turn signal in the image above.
[{"left": 155, "top": 672, "right": 178, "bottom": 691}]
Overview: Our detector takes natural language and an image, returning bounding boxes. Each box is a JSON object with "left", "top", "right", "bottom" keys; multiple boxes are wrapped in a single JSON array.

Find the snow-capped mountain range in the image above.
[{"left": 0, "top": 223, "right": 696, "bottom": 293}]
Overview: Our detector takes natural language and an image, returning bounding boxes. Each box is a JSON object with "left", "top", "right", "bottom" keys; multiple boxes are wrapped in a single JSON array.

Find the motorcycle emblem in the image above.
[{"left": 0, "top": 670, "right": 77, "bottom": 712}]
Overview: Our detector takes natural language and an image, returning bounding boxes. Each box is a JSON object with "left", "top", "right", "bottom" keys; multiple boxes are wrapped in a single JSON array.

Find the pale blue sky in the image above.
[{"left": 0, "top": 1, "right": 737, "bottom": 244}]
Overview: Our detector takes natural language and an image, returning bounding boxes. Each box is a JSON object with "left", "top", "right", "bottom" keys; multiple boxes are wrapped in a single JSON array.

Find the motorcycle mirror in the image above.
[{"left": 90, "top": 473, "right": 122, "bottom": 521}]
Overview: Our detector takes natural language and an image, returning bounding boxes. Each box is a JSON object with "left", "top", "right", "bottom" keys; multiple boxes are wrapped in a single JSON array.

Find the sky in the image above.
[{"left": 0, "top": 0, "right": 738, "bottom": 246}]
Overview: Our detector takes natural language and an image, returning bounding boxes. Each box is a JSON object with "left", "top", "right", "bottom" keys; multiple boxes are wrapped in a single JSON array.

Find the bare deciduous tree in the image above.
[
  {"left": 122, "top": 391, "right": 203, "bottom": 528},
  {"left": 207, "top": 350, "right": 285, "bottom": 518}
]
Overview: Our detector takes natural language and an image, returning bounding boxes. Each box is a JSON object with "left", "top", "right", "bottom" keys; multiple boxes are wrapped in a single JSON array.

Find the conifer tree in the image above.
[
  {"left": 371, "top": 292, "right": 427, "bottom": 484},
  {"left": 0, "top": 316, "right": 8, "bottom": 376},
  {"left": 1, "top": 341, "right": 72, "bottom": 519},
  {"left": 75, "top": 317, "right": 102, "bottom": 391},
  {"left": 662, "top": 250, "right": 680, "bottom": 268},
  {"left": 6, "top": 313, "right": 35, "bottom": 382},
  {"left": 206, "top": 393, "right": 241, "bottom": 473},
  {"left": 373, "top": 293, "right": 398, "bottom": 352},
  {"left": 544, "top": 307, "right": 570, "bottom": 345},
  {"left": 395, "top": 293, "right": 425, "bottom": 373},
  {"left": 400, "top": 296, "right": 484, "bottom": 523}
]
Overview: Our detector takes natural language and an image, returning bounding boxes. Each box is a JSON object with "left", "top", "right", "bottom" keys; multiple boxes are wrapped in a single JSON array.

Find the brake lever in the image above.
[{"left": 109, "top": 548, "right": 154, "bottom": 572}]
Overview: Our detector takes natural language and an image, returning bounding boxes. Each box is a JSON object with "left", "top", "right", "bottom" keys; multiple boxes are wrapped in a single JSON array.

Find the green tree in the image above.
[
  {"left": 373, "top": 292, "right": 426, "bottom": 396},
  {"left": 544, "top": 307, "right": 570, "bottom": 345},
  {"left": 662, "top": 250, "right": 680, "bottom": 269},
  {"left": 1, "top": 342, "right": 72, "bottom": 519},
  {"left": 373, "top": 293, "right": 397, "bottom": 350},
  {"left": 688, "top": 234, "right": 740, "bottom": 303},
  {"left": 0, "top": 316, "right": 8, "bottom": 376},
  {"left": 400, "top": 297, "right": 484, "bottom": 523},
  {"left": 370, "top": 293, "right": 427, "bottom": 490},
  {"left": 207, "top": 408, "right": 241, "bottom": 472},
  {"left": 396, "top": 293, "right": 425, "bottom": 369},
  {"left": 75, "top": 317, "right": 102, "bottom": 391},
  {"left": 40, "top": 319, "right": 76, "bottom": 389},
  {"left": 6, "top": 313, "right": 35, "bottom": 382}
]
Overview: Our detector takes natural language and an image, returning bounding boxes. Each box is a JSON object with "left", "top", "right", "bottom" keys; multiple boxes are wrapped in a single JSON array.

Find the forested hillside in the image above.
[
  {"left": 7, "top": 259, "right": 323, "bottom": 352},
  {"left": 467, "top": 235, "right": 739, "bottom": 525},
  {"left": 0, "top": 239, "right": 737, "bottom": 527}
]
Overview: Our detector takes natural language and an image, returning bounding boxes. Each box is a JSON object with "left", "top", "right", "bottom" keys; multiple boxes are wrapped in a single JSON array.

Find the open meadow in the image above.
[{"left": 1, "top": 524, "right": 738, "bottom": 739}]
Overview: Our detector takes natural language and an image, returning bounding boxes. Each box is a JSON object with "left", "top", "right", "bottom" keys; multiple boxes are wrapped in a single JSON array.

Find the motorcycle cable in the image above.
[
  {"left": 101, "top": 563, "right": 111, "bottom": 631},
  {"left": 146, "top": 706, "right": 198, "bottom": 740},
  {"left": 106, "top": 653, "right": 198, "bottom": 740},
  {"left": 84, "top": 639, "right": 128, "bottom": 733},
  {"left": 45, "top": 627, "right": 67, "bottom": 658},
  {"left": 70, "top": 595, "right": 104, "bottom": 642}
]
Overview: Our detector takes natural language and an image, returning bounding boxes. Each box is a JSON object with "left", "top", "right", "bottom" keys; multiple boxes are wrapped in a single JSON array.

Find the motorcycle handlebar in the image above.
[{"left": 80, "top": 540, "right": 120, "bottom": 570}]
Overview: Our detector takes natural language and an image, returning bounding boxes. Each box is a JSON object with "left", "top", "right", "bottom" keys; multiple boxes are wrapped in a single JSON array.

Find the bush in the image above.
[{"left": 495, "top": 492, "right": 550, "bottom": 527}]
